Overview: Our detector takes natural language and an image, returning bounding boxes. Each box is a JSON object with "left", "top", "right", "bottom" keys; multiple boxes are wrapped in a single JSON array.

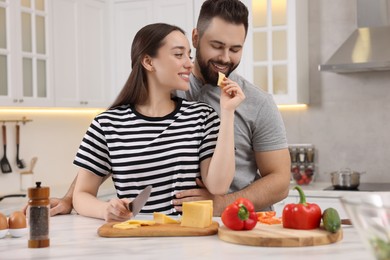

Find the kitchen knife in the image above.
[{"left": 128, "top": 185, "right": 152, "bottom": 217}]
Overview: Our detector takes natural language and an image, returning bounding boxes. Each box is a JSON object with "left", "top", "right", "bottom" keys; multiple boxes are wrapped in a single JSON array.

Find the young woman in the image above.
[{"left": 72, "top": 23, "right": 245, "bottom": 222}]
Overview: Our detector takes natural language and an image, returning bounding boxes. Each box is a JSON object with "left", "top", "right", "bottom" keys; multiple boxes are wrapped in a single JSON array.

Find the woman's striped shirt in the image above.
[{"left": 73, "top": 97, "right": 220, "bottom": 215}]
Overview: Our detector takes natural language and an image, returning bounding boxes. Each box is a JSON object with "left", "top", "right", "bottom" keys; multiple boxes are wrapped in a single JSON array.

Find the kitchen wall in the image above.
[
  {"left": 1, "top": 0, "right": 390, "bottom": 195},
  {"left": 281, "top": 0, "right": 390, "bottom": 183},
  {"left": 0, "top": 110, "right": 114, "bottom": 195}
]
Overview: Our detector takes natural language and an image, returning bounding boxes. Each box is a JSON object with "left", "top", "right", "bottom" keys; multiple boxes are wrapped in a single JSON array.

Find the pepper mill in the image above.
[{"left": 27, "top": 181, "right": 50, "bottom": 248}]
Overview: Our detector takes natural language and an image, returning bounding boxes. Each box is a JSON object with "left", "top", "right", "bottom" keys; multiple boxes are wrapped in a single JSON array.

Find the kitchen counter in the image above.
[{"left": 0, "top": 214, "right": 374, "bottom": 260}]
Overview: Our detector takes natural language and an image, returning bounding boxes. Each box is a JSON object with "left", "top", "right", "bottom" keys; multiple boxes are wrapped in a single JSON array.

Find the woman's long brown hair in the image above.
[{"left": 109, "top": 23, "right": 185, "bottom": 109}]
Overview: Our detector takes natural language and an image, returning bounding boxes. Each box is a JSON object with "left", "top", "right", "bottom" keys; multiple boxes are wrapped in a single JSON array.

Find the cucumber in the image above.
[{"left": 322, "top": 208, "right": 341, "bottom": 233}]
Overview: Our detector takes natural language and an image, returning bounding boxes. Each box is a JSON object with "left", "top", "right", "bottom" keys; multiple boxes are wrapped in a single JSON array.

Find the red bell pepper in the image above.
[
  {"left": 221, "top": 198, "right": 258, "bottom": 231},
  {"left": 282, "top": 186, "right": 322, "bottom": 230}
]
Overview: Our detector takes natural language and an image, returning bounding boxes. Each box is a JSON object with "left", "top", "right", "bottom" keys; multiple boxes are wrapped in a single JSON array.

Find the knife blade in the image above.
[{"left": 128, "top": 185, "right": 152, "bottom": 217}]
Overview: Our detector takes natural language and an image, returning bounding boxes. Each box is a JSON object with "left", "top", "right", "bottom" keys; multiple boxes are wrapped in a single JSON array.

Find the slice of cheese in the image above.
[
  {"left": 180, "top": 200, "right": 213, "bottom": 228},
  {"left": 127, "top": 220, "right": 156, "bottom": 226},
  {"left": 113, "top": 223, "right": 140, "bottom": 230},
  {"left": 153, "top": 212, "right": 180, "bottom": 224},
  {"left": 112, "top": 219, "right": 156, "bottom": 230},
  {"left": 217, "top": 71, "right": 225, "bottom": 88}
]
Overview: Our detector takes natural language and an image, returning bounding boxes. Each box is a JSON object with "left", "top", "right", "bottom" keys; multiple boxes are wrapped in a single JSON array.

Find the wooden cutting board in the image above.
[
  {"left": 218, "top": 224, "right": 343, "bottom": 247},
  {"left": 98, "top": 221, "right": 219, "bottom": 237}
]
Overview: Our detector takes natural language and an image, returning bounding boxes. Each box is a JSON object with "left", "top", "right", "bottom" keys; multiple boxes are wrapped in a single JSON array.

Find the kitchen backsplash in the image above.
[
  {"left": 0, "top": 111, "right": 101, "bottom": 194},
  {"left": 280, "top": 0, "right": 390, "bottom": 184}
]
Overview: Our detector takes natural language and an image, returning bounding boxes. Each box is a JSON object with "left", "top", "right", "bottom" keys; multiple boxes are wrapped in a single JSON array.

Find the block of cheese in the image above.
[
  {"left": 153, "top": 212, "right": 180, "bottom": 224},
  {"left": 180, "top": 200, "right": 213, "bottom": 228}
]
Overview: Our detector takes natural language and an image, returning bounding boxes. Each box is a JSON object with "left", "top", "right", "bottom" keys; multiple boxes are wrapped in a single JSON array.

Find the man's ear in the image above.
[
  {"left": 192, "top": 28, "right": 199, "bottom": 49},
  {"left": 141, "top": 55, "right": 154, "bottom": 71}
]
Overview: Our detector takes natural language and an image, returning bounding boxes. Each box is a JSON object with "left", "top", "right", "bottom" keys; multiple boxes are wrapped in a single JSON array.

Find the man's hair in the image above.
[{"left": 197, "top": 0, "right": 249, "bottom": 38}]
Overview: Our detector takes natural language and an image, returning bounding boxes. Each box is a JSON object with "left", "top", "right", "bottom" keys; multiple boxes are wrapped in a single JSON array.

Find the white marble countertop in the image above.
[{"left": 0, "top": 214, "right": 375, "bottom": 260}]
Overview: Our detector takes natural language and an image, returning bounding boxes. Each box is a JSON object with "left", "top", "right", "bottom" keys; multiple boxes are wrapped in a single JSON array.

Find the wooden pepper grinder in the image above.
[{"left": 27, "top": 181, "right": 50, "bottom": 248}]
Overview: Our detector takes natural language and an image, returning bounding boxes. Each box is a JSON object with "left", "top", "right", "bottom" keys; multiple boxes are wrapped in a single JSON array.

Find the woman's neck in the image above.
[{"left": 135, "top": 93, "right": 176, "bottom": 117}]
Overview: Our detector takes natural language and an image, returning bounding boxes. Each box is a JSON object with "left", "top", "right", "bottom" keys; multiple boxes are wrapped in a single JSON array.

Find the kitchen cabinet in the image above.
[
  {"left": 0, "top": 0, "right": 54, "bottom": 107},
  {"left": 248, "top": 0, "right": 309, "bottom": 105},
  {"left": 111, "top": 0, "right": 194, "bottom": 99},
  {"left": 52, "top": 0, "right": 110, "bottom": 108}
]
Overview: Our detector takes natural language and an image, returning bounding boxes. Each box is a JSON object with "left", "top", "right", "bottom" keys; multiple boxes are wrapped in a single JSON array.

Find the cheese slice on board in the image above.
[
  {"left": 180, "top": 200, "right": 213, "bottom": 228},
  {"left": 153, "top": 212, "right": 180, "bottom": 224},
  {"left": 113, "top": 223, "right": 140, "bottom": 230},
  {"left": 113, "top": 220, "right": 156, "bottom": 230}
]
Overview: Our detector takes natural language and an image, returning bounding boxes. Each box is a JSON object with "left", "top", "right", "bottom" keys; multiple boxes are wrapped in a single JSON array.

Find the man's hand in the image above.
[
  {"left": 22, "top": 196, "right": 73, "bottom": 217},
  {"left": 174, "top": 179, "right": 225, "bottom": 216}
]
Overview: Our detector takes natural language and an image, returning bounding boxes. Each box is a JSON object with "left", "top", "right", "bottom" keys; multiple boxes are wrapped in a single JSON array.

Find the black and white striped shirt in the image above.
[{"left": 73, "top": 97, "right": 220, "bottom": 215}]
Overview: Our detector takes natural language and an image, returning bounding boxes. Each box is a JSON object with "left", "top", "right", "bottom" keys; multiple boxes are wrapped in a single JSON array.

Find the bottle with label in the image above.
[{"left": 27, "top": 182, "right": 50, "bottom": 248}]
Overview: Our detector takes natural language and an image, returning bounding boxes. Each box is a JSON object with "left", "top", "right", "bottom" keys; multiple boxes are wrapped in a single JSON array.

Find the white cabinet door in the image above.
[
  {"left": 52, "top": 0, "right": 78, "bottom": 107},
  {"left": 52, "top": 0, "right": 109, "bottom": 108},
  {"left": 78, "top": 0, "right": 110, "bottom": 108},
  {"left": 112, "top": 0, "right": 153, "bottom": 100},
  {"left": 111, "top": 0, "right": 194, "bottom": 100},
  {"left": 249, "top": 0, "right": 309, "bottom": 105},
  {"left": 1, "top": 0, "right": 54, "bottom": 107}
]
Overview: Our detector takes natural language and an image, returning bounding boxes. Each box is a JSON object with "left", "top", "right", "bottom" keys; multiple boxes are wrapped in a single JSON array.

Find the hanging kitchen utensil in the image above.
[
  {"left": 1, "top": 125, "right": 12, "bottom": 173},
  {"left": 16, "top": 124, "right": 26, "bottom": 169}
]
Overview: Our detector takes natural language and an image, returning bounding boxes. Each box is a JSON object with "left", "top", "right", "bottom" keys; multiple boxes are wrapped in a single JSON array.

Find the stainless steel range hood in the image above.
[{"left": 319, "top": 0, "right": 390, "bottom": 73}]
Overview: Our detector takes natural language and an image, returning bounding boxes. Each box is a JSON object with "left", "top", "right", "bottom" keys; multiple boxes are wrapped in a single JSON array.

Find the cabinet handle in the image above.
[{"left": 19, "top": 99, "right": 24, "bottom": 103}]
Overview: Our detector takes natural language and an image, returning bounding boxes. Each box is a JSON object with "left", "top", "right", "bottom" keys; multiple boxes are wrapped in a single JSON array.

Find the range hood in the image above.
[{"left": 319, "top": 0, "right": 390, "bottom": 73}]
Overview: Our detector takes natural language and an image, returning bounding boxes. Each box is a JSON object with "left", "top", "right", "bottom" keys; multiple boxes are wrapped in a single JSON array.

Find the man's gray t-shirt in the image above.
[{"left": 177, "top": 72, "right": 288, "bottom": 193}]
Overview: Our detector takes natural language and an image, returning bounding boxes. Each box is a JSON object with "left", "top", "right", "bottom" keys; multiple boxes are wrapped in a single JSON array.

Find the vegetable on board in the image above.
[
  {"left": 221, "top": 198, "right": 258, "bottom": 231},
  {"left": 256, "top": 211, "right": 282, "bottom": 225},
  {"left": 282, "top": 186, "right": 322, "bottom": 230}
]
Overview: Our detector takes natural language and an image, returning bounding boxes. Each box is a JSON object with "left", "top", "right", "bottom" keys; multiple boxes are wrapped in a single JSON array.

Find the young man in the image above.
[
  {"left": 173, "top": 0, "right": 291, "bottom": 215},
  {"left": 47, "top": 0, "right": 291, "bottom": 218}
]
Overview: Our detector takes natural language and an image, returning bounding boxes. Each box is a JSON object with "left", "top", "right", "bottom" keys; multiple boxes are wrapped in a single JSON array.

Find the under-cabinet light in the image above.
[{"left": 277, "top": 104, "right": 308, "bottom": 110}]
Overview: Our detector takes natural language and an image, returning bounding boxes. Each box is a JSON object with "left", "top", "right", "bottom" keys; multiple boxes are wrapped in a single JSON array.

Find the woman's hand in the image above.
[
  {"left": 49, "top": 196, "right": 73, "bottom": 216},
  {"left": 103, "top": 198, "right": 132, "bottom": 222},
  {"left": 219, "top": 77, "right": 245, "bottom": 111}
]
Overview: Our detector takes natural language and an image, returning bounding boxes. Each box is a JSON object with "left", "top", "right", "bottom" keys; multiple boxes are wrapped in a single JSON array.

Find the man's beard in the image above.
[{"left": 196, "top": 46, "right": 239, "bottom": 85}]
